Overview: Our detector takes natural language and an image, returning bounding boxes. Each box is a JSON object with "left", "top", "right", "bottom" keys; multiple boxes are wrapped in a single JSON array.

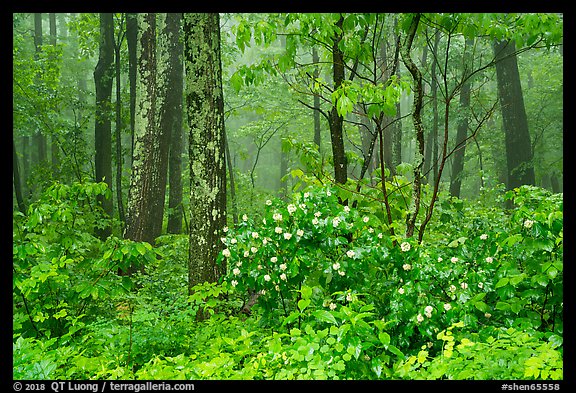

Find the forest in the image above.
[{"left": 12, "top": 13, "right": 564, "bottom": 382}]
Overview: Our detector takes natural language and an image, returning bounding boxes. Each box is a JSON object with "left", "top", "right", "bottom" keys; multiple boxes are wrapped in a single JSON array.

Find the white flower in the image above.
[
  {"left": 262, "top": 238, "right": 268, "bottom": 245},
  {"left": 299, "top": 203, "right": 306, "bottom": 210},
  {"left": 449, "top": 284, "right": 457, "bottom": 292},
  {"left": 273, "top": 212, "right": 283, "bottom": 221},
  {"left": 524, "top": 219, "right": 534, "bottom": 229},
  {"left": 283, "top": 232, "right": 292, "bottom": 240},
  {"left": 236, "top": 261, "right": 242, "bottom": 267},
  {"left": 398, "top": 288, "right": 405, "bottom": 295},
  {"left": 280, "top": 273, "right": 287, "bottom": 281},
  {"left": 402, "top": 263, "right": 412, "bottom": 271},
  {"left": 252, "top": 231, "right": 259, "bottom": 239},
  {"left": 296, "top": 229, "right": 304, "bottom": 237},
  {"left": 221, "top": 237, "right": 227, "bottom": 244},
  {"left": 251, "top": 246, "right": 258, "bottom": 254},
  {"left": 424, "top": 305, "right": 433, "bottom": 318},
  {"left": 332, "top": 262, "right": 340, "bottom": 270},
  {"left": 304, "top": 192, "right": 310, "bottom": 199},
  {"left": 243, "top": 250, "right": 250, "bottom": 258},
  {"left": 368, "top": 228, "right": 374, "bottom": 233},
  {"left": 230, "top": 238, "right": 237, "bottom": 244},
  {"left": 312, "top": 218, "right": 319, "bottom": 226},
  {"left": 377, "top": 233, "right": 383, "bottom": 239},
  {"left": 346, "top": 250, "right": 356, "bottom": 258},
  {"left": 275, "top": 285, "right": 280, "bottom": 291},
  {"left": 264, "top": 274, "right": 271, "bottom": 282},
  {"left": 242, "top": 214, "right": 248, "bottom": 221},
  {"left": 363, "top": 216, "right": 369, "bottom": 223},
  {"left": 266, "top": 199, "right": 272, "bottom": 206},
  {"left": 232, "top": 268, "right": 240, "bottom": 276},
  {"left": 346, "top": 293, "right": 353, "bottom": 302},
  {"left": 438, "top": 257, "right": 443, "bottom": 262},
  {"left": 223, "top": 226, "right": 228, "bottom": 233},
  {"left": 338, "top": 270, "right": 345, "bottom": 276},
  {"left": 275, "top": 226, "right": 283, "bottom": 234},
  {"left": 344, "top": 206, "right": 350, "bottom": 213},
  {"left": 231, "top": 280, "right": 238, "bottom": 287},
  {"left": 314, "top": 211, "right": 322, "bottom": 218},
  {"left": 451, "top": 257, "right": 459, "bottom": 263},
  {"left": 263, "top": 218, "right": 267, "bottom": 225},
  {"left": 270, "top": 256, "right": 278, "bottom": 263},
  {"left": 485, "top": 313, "right": 492, "bottom": 318},
  {"left": 478, "top": 282, "right": 484, "bottom": 289},
  {"left": 443, "top": 303, "right": 452, "bottom": 311},
  {"left": 332, "top": 217, "right": 341, "bottom": 227},
  {"left": 223, "top": 248, "right": 231, "bottom": 258},
  {"left": 257, "top": 264, "right": 263, "bottom": 270},
  {"left": 416, "top": 314, "right": 424, "bottom": 323},
  {"left": 259, "top": 289, "right": 266, "bottom": 295},
  {"left": 480, "top": 234, "right": 488, "bottom": 240},
  {"left": 401, "top": 242, "right": 411, "bottom": 252},
  {"left": 279, "top": 263, "right": 287, "bottom": 271},
  {"left": 326, "top": 190, "right": 332, "bottom": 196},
  {"left": 329, "top": 302, "right": 337, "bottom": 310},
  {"left": 461, "top": 282, "right": 468, "bottom": 290},
  {"left": 485, "top": 256, "right": 494, "bottom": 263},
  {"left": 287, "top": 204, "right": 297, "bottom": 215}
]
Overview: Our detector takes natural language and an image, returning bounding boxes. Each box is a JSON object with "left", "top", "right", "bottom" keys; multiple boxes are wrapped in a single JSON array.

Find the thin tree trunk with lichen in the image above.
[
  {"left": 183, "top": 13, "right": 227, "bottom": 296},
  {"left": 400, "top": 13, "right": 424, "bottom": 239}
]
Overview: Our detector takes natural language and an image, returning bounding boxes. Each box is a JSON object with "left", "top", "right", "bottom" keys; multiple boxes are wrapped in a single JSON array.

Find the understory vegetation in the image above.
[{"left": 13, "top": 179, "right": 563, "bottom": 380}]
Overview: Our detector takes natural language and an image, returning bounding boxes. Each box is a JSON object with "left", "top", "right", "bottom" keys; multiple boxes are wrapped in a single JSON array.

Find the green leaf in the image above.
[
  {"left": 495, "top": 277, "right": 509, "bottom": 289},
  {"left": 312, "top": 310, "right": 338, "bottom": 325},
  {"left": 300, "top": 285, "right": 313, "bottom": 299},
  {"left": 378, "top": 331, "right": 390, "bottom": 347},
  {"left": 297, "top": 298, "right": 311, "bottom": 312},
  {"left": 230, "top": 71, "right": 243, "bottom": 93}
]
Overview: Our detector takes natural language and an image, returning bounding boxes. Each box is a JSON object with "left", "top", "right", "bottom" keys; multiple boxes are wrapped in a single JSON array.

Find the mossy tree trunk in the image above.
[{"left": 183, "top": 13, "right": 227, "bottom": 295}]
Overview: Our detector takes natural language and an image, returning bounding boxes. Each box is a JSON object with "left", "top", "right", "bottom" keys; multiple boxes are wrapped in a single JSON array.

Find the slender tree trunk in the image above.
[
  {"left": 49, "top": 13, "right": 60, "bottom": 174},
  {"left": 21, "top": 136, "right": 30, "bottom": 199},
  {"left": 280, "top": 131, "right": 288, "bottom": 199},
  {"left": 33, "top": 13, "right": 47, "bottom": 169},
  {"left": 400, "top": 13, "right": 424, "bottom": 239},
  {"left": 114, "top": 15, "right": 126, "bottom": 229},
  {"left": 167, "top": 14, "right": 184, "bottom": 235},
  {"left": 449, "top": 38, "right": 474, "bottom": 198},
  {"left": 13, "top": 139, "right": 26, "bottom": 213},
  {"left": 312, "top": 47, "right": 321, "bottom": 150},
  {"left": 94, "top": 13, "right": 114, "bottom": 239},
  {"left": 126, "top": 13, "right": 138, "bottom": 169},
  {"left": 329, "top": 14, "right": 347, "bottom": 185},
  {"left": 225, "top": 133, "right": 238, "bottom": 225},
  {"left": 493, "top": 39, "right": 535, "bottom": 192},
  {"left": 184, "top": 13, "right": 227, "bottom": 295}
]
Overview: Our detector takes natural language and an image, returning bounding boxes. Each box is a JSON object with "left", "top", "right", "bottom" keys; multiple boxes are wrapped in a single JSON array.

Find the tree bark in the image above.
[
  {"left": 493, "top": 39, "right": 535, "bottom": 191},
  {"left": 33, "top": 13, "right": 47, "bottom": 169},
  {"left": 114, "top": 14, "right": 126, "bottom": 229},
  {"left": 166, "top": 14, "right": 184, "bottom": 235},
  {"left": 184, "top": 13, "right": 227, "bottom": 294},
  {"left": 94, "top": 13, "right": 115, "bottom": 239},
  {"left": 329, "top": 14, "right": 347, "bottom": 185},
  {"left": 126, "top": 13, "right": 138, "bottom": 169}
]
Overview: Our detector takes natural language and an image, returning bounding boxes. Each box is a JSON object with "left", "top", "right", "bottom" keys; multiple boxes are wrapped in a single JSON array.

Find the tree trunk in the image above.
[
  {"left": 126, "top": 13, "right": 138, "bottom": 169},
  {"left": 49, "top": 13, "right": 60, "bottom": 174},
  {"left": 166, "top": 14, "right": 184, "bottom": 235},
  {"left": 94, "top": 13, "right": 114, "bottom": 239},
  {"left": 124, "top": 13, "right": 172, "bottom": 251},
  {"left": 184, "top": 13, "right": 227, "bottom": 295},
  {"left": 449, "top": 38, "right": 474, "bottom": 198},
  {"left": 114, "top": 15, "right": 126, "bottom": 229},
  {"left": 312, "top": 47, "right": 321, "bottom": 150},
  {"left": 493, "top": 39, "right": 535, "bottom": 191},
  {"left": 13, "top": 139, "right": 26, "bottom": 213},
  {"left": 33, "top": 13, "right": 47, "bottom": 169},
  {"left": 424, "top": 30, "right": 440, "bottom": 183},
  {"left": 329, "top": 15, "right": 347, "bottom": 185}
]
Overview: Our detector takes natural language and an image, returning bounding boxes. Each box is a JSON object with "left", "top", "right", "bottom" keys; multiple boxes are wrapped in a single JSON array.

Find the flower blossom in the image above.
[
  {"left": 252, "top": 232, "right": 259, "bottom": 239},
  {"left": 451, "top": 257, "right": 459, "bottom": 263},
  {"left": 242, "top": 214, "right": 248, "bottom": 221},
  {"left": 332, "top": 217, "right": 341, "bottom": 227},
  {"left": 402, "top": 263, "right": 412, "bottom": 271},
  {"left": 332, "top": 262, "right": 340, "bottom": 270},
  {"left": 524, "top": 219, "right": 534, "bottom": 229},
  {"left": 401, "top": 242, "right": 411, "bottom": 252},
  {"left": 485, "top": 256, "right": 494, "bottom": 263},
  {"left": 363, "top": 216, "right": 369, "bottom": 223},
  {"left": 296, "top": 229, "right": 304, "bottom": 237},
  {"left": 275, "top": 227, "right": 283, "bottom": 234},
  {"left": 443, "top": 303, "right": 452, "bottom": 311},
  {"left": 346, "top": 250, "right": 356, "bottom": 258},
  {"left": 232, "top": 268, "right": 240, "bottom": 276},
  {"left": 287, "top": 204, "right": 297, "bottom": 215},
  {"left": 338, "top": 270, "right": 345, "bottom": 276},
  {"left": 280, "top": 273, "right": 287, "bottom": 281},
  {"left": 270, "top": 257, "right": 278, "bottom": 263},
  {"left": 416, "top": 314, "right": 424, "bottom": 323},
  {"left": 264, "top": 274, "right": 271, "bottom": 282},
  {"left": 329, "top": 302, "right": 337, "bottom": 310},
  {"left": 265, "top": 200, "right": 272, "bottom": 206},
  {"left": 398, "top": 288, "right": 405, "bottom": 295},
  {"left": 223, "top": 249, "right": 231, "bottom": 258},
  {"left": 424, "top": 305, "right": 433, "bottom": 318},
  {"left": 480, "top": 234, "right": 488, "bottom": 240},
  {"left": 231, "top": 280, "right": 238, "bottom": 287},
  {"left": 279, "top": 263, "right": 287, "bottom": 271},
  {"left": 230, "top": 238, "right": 237, "bottom": 244},
  {"left": 344, "top": 206, "right": 350, "bottom": 213},
  {"left": 461, "top": 282, "right": 468, "bottom": 290},
  {"left": 283, "top": 232, "right": 292, "bottom": 240},
  {"left": 243, "top": 251, "right": 250, "bottom": 258},
  {"left": 251, "top": 247, "right": 258, "bottom": 254},
  {"left": 314, "top": 211, "right": 322, "bottom": 218},
  {"left": 312, "top": 218, "right": 319, "bottom": 226},
  {"left": 273, "top": 213, "right": 283, "bottom": 221}
]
